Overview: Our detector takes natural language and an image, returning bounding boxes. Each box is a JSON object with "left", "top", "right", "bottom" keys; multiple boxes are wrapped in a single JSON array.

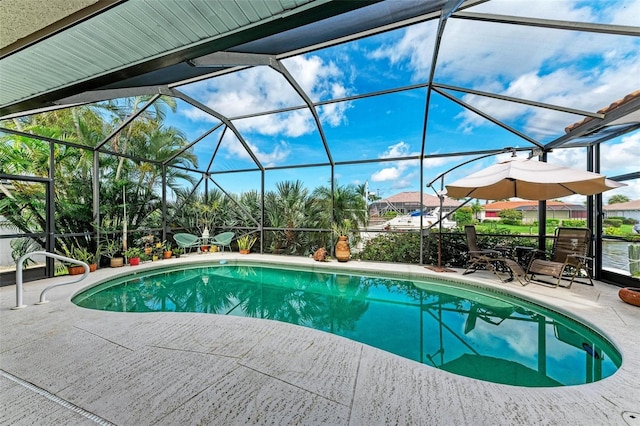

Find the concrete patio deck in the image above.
[{"left": 1, "top": 254, "right": 639, "bottom": 425}]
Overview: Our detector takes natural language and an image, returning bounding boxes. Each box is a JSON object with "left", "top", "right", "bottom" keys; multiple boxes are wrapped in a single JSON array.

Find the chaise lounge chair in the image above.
[
  {"left": 463, "top": 225, "right": 527, "bottom": 285},
  {"left": 526, "top": 227, "right": 593, "bottom": 288},
  {"left": 463, "top": 226, "right": 508, "bottom": 280}
]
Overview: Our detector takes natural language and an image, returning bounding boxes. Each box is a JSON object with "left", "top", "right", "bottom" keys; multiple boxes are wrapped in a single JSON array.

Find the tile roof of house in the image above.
[
  {"left": 565, "top": 90, "right": 640, "bottom": 133},
  {"left": 379, "top": 191, "right": 461, "bottom": 207},
  {"left": 602, "top": 199, "right": 640, "bottom": 211}
]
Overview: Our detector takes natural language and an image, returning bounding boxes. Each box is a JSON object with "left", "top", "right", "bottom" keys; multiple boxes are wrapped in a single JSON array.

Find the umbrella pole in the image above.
[
  {"left": 425, "top": 179, "right": 455, "bottom": 273},
  {"left": 438, "top": 192, "right": 443, "bottom": 269}
]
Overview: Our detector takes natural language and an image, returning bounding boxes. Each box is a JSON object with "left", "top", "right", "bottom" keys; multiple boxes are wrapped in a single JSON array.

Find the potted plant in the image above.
[
  {"left": 102, "top": 238, "right": 124, "bottom": 267},
  {"left": 60, "top": 244, "right": 93, "bottom": 274},
  {"left": 124, "top": 247, "right": 142, "bottom": 266},
  {"left": 151, "top": 240, "right": 165, "bottom": 261},
  {"left": 332, "top": 219, "right": 353, "bottom": 262},
  {"left": 87, "top": 246, "right": 100, "bottom": 272},
  {"left": 163, "top": 242, "right": 173, "bottom": 259},
  {"left": 173, "top": 247, "right": 184, "bottom": 258},
  {"left": 140, "top": 234, "right": 155, "bottom": 255},
  {"left": 237, "top": 234, "right": 257, "bottom": 254}
]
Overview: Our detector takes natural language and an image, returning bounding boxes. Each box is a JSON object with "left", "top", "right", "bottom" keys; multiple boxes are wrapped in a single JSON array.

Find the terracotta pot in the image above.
[
  {"left": 89, "top": 263, "right": 98, "bottom": 272},
  {"left": 110, "top": 257, "right": 124, "bottom": 268},
  {"left": 163, "top": 251, "right": 172, "bottom": 259},
  {"left": 619, "top": 287, "right": 640, "bottom": 307},
  {"left": 335, "top": 235, "right": 350, "bottom": 262},
  {"left": 129, "top": 257, "right": 140, "bottom": 266},
  {"left": 239, "top": 249, "right": 250, "bottom": 254},
  {"left": 67, "top": 265, "right": 85, "bottom": 275},
  {"left": 201, "top": 245, "right": 210, "bottom": 252}
]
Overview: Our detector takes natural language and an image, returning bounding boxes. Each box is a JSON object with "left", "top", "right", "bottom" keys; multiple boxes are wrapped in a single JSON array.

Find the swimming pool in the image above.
[{"left": 72, "top": 262, "right": 621, "bottom": 387}]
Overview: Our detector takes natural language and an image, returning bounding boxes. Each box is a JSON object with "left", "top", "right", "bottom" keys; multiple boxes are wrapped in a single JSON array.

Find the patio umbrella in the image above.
[
  {"left": 439, "top": 353, "right": 562, "bottom": 387},
  {"left": 445, "top": 158, "right": 625, "bottom": 200}
]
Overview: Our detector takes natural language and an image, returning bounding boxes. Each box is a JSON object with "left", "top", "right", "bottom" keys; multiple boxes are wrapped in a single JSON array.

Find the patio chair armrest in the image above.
[
  {"left": 469, "top": 249, "right": 502, "bottom": 259},
  {"left": 530, "top": 249, "right": 548, "bottom": 259},
  {"left": 567, "top": 254, "right": 589, "bottom": 260},
  {"left": 566, "top": 254, "right": 592, "bottom": 266},
  {"left": 495, "top": 246, "right": 513, "bottom": 257}
]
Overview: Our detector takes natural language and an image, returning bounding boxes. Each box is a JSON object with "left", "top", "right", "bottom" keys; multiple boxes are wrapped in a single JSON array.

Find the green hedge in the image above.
[
  {"left": 603, "top": 218, "right": 622, "bottom": 228},
  {"left": 609, "top": 216, "right": 638, "bottom": 225},
  {"left": 354, "top": 229, "right": 538, "bottom": 267},
  {"left": 562, "top": 219, "right": 586, "bottom": 227}
]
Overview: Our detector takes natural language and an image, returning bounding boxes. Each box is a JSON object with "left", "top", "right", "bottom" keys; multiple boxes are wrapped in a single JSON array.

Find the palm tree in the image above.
[
  {"left": 106, "top": 95, "right": 178, "bottom": 180},
  {"left": 313, "top": 182, "right": 367, "bottom": 229},
  {"left": 264, "top": 180, "right": 324, "bottom": 254},
  {"left": 0, "top": 100, "right": 198, "bottom": 257}
]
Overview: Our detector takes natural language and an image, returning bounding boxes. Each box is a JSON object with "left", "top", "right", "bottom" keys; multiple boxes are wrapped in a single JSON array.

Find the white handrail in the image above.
[{"left": 13, "top": 251, "right": 89, "bottom": 309}]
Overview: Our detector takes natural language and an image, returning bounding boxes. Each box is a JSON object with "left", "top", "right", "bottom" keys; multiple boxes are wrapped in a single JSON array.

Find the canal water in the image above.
[{"left": 602, "top": 240, "right": 639, "bottom": 275}]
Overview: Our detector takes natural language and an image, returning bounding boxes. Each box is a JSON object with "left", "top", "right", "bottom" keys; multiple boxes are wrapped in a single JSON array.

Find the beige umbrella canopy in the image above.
[{"left": 445, "top": 158, "right": 625, "bottom": 200}]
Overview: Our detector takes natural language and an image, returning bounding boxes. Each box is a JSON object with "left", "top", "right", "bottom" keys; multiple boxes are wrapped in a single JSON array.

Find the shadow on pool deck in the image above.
[{"left": 1, "top": 254, "right": 639, "bottom": 425}]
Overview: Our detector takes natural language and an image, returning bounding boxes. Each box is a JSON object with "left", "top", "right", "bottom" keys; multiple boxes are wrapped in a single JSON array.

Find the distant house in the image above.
[
  {"left": 369, "top": 191, "right": 461, "bottom": 217},
  {"left": 603, "top": 199, "right": 640, "bottom": 222},
  {"left": 482, "top": 201, "right": 586, "bottom": 224}
]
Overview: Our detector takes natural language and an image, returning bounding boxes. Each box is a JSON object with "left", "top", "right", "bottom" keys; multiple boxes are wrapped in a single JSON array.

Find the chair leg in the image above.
[
  {"left": 568, "top": 259, "right": 594, "bottom": 287},
  {"left": 502, "top": 259, "right": 527, "bottom": 286},
  {"left": 463, "top": 259, "right": 480, "bottom": 275}
]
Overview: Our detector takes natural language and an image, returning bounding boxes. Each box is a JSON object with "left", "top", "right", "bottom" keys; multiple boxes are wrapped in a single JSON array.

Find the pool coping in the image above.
[{"left": 1, "top": 253, "right": 639, "bottom": 425}]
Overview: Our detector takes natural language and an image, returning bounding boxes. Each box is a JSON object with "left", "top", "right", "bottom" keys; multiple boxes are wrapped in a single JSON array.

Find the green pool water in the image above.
[{"left": 72, "top": 263, "right": 621, "bottom": 387}]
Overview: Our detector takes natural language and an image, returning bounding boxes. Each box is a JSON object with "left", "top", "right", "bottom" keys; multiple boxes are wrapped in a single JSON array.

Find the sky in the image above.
[{"left": 158, "top": 0, "right": 640, "bottom": 204}]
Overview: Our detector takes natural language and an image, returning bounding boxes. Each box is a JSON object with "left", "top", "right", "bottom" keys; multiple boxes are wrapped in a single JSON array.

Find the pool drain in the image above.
[
  {"left": 623, "top": 411, "right": 640, "bottom": 425},
  {"left": 1, "top": 369, "right": 115, "bottom": 425}
]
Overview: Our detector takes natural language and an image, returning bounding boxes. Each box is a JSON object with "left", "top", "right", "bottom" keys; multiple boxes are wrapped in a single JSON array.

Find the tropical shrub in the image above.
[
  {"left": 604, "top": 226, "right": 624, "bottom": 236},
  {"left": 0, "top": 99, "right": 198, "bottom": 260},
  {"left": 608, "top": 216, "right": 638, "bottom": 225},
  {"left": 603, "top": 218, "right": 622, "bottom": 228},
  {"left": 356, "top": 233, "right": 422, "bottom": 264},
  {"left": 355, "top": 230, "right": 469, "bottom": 267},
  {"left": 454, "top": 207, "right": 474, "bottom": 226},
  {"left": 498, "top": 209, "right": 522, "bottom": 225}
]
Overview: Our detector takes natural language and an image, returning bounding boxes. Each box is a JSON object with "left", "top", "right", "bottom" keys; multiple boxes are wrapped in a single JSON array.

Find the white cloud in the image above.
[
  {"left": 538, "top": 133, "right": 640, "bottom": 202},
  {"left": 369, "top": 22, "right": 437, "bottom": 82},
  {"left": 221, "top": 132, "right": 290, "bottom": 168},
  {"left": 234, "top": 111, "right": 315, "bottom": 137},
  {"left": 381, "top": 141, "right": 415, "bottom": 159},
  {"left": 371, "top": 142, "right": 419, "bottom": 185},
  {"left": 371, "top": 142, "right": 421, "bottom": 184},
  {"left": 371, "top": 167, "right": 401, "bottom": 182},
  {"left": 391, "top": 178, "right": 414, "bottom": 190},
  {"left": 601, "top": 132, "right": 640, "bottom": 174},
  {"left": 181, "top": 106, "right": 219, "bottom": 123},
  {"left": 371, "top": 143, "right": 456, "bottom": 190},
  {"left": 370, "top": 0, "right": 640, "bottom": 140},
  {"left": 180, "top": 54, "right": 352, "bottom": 145}
]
